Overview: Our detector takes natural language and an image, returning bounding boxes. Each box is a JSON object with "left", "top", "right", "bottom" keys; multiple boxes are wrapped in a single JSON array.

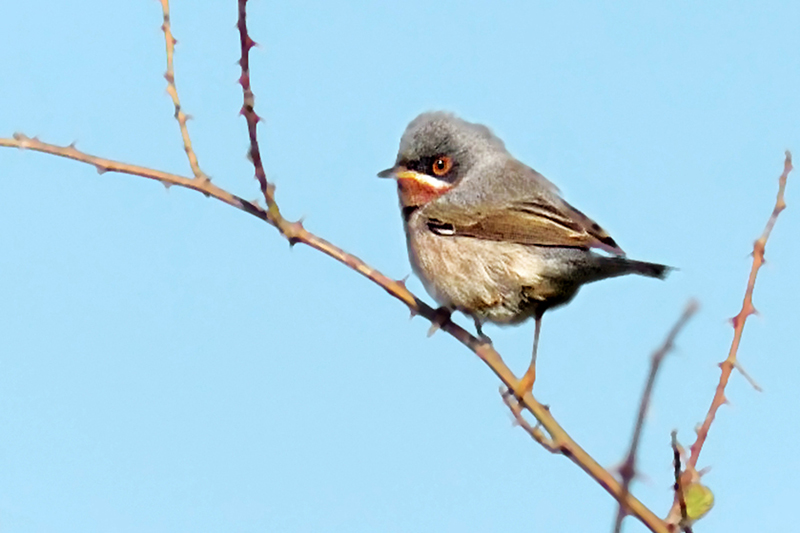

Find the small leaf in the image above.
[{"left": 684, "top": 482, "right": 714, "bottom": 522}]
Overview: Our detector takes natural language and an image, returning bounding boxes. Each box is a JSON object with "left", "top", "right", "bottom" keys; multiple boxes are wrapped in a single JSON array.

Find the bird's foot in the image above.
[
  {"left": 427, "top": 306, "right": 453, "bottom": 337},
  {"left": 473, "top": 319, "right": 493, "bottom": 345},
  {"left": 514, "top": 364, "right": 536, "bottom": 399}
]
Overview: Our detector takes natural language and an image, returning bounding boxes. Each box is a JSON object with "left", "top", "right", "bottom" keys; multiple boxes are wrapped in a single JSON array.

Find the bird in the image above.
[{"left": 378, "top": 112, "right": 670, "bottom": 397}]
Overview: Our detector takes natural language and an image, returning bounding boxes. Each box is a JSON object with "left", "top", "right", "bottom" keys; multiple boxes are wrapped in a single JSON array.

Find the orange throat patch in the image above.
[{"left": 396, "top": 172, "right": 453, "bottom": 207}]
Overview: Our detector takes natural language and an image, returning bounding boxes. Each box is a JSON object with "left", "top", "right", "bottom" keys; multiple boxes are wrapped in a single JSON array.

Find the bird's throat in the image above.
[{"left": 396, "top": 173, "right": 452, "bottom": 208}]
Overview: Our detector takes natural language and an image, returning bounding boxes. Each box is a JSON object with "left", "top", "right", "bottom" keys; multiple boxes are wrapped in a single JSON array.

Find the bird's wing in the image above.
[
  {"left": 425, "top": 166, "right": 624, "bottom": 254},
  {"left": 434, "top": 200, "right": 623, "bottom": 253}
]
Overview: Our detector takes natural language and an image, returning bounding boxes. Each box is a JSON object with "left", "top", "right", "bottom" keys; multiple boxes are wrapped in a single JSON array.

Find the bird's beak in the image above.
[
  {"left": 377, "top": 166, "right": 400, "bottom": 178},
  {"left": 379, "top": 167, "right": 453, "bottom": 206},
  {"left": 377, "top": 166, "right": 427, "bottom": 183}
]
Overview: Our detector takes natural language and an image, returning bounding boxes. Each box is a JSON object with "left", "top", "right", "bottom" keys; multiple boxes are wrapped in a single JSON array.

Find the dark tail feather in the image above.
[{"left": 624, "top": 259, "right": 671, "bottom": 279}]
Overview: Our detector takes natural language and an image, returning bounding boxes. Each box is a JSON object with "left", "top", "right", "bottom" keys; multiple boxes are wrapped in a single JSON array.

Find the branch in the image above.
[
  {"left": 671, "top": 432, "right": 693, "bottom": 533},
  {"left": 0, "top": 133, "right": 670, "bottom": 533},
  {"left": 160, "top": 0, "right": 207, "bottom": 182},
  {"left": 687, "top": 152, "right": 791, "bottom": 471},
  {"left": 500, "top": 389, "right": 558, "bottom": 453},
  {"left": 660, "top": 151, "right": 792, "bottom": 527},
  {"left": 612, "top": 301, "right": 699, "bottom": 533}
]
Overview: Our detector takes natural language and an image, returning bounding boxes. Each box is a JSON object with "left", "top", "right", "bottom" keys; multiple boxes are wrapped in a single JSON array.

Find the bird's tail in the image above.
[
  {"left": 585, "top": 255, "right": 672, "bottom": 283},
  {"left": 623, "top": 258, "right": 671, "bottom": 279}
]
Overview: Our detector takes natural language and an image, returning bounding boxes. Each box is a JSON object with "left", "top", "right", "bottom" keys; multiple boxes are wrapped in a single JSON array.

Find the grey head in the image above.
[
  {"left": 380, "top": 112, "right": 562, "bottom": 212},
  {"left": 379, "top": 112, "right": 513, "bottom": 188}
]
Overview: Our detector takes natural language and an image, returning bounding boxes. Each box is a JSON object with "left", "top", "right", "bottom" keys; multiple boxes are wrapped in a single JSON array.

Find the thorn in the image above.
[
  {"left": 184, "top": 113, "right": 194, "bottom": 122},
  {"left": 697, "top": 466, "right": 712, "bottom": 478},
  {"left": 95, "top": 165, "right": 108, "bottom": 175},
  {"left": 426, "top": 307, "right": 452, "bottom": 337},
  {"left": 734, "top": 361, "right": 763, "bottom": 391},
  {"left": 265, "top": 182, "right": 276, "bottom": 198},
  {"left": 720, "top": 395, "right": 729, "bottom": 405},
  {"left": 68, "top": 141, "right": 77, "bottom": 150},
  {"left": 162, "top": 181, "right": 172, "bottom": 190},
  {"left": 238, "top": 73, "right": 250, "bottom": 87},
  {"left": 172, "top": 37, "right": 178, "bottom": 46},
  {"left": 408, "top": 308, "right": 418, "bottom": 319}
]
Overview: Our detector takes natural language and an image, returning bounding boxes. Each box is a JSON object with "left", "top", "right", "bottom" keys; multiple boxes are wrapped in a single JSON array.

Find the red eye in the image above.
[{"left": 431, "top": 156, "right": 453, "bottom": 177}]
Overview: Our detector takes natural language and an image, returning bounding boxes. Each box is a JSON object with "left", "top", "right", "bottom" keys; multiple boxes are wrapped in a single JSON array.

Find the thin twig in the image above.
[
  {"left": 671, "top": 432, "right": 693, "bottom": 533},
  {"left": 611, "top": 301, "right": 698, "bottom": 533},
  {"left": 661, "top": 152, "right": 791, "bottom": 525},
  {"left": 159, "top": 0, "right": 207, "bottom": 182},
  {"left": 687, "top": 152, "right": 791, "bottom": 472},
  {"left": 500, "top": 388, "right": 558, "bottom": 452}
]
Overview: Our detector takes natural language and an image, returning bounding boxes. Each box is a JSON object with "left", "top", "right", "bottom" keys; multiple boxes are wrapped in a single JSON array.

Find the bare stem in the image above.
[
  {"left": 671, "top": 432, "right": 693, "bottom": 533},
  {"left": 687, "top": 152, "right": 791, "bottom": 471},
  {"left": 160, "top": 0, "right": 207, "bottom": 182},
  {"left": 612, "top": 301, "right": 698, "bottom": 533}
]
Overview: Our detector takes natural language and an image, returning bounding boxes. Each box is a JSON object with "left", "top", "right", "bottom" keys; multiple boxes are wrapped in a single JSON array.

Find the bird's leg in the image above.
[
  {"left": 516, "top": 315, "right": 542, "bottom": 398},
  {"left": 427, "top": 306, "right": 453, "bottom": 337},
  {"left": 473, "top": 317, "right": 492, "bottom": 344}
]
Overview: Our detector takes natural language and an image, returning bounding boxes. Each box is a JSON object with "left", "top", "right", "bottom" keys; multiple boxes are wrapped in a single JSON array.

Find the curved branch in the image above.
[
  {"left": 613, "top": 301, "right": 698, "bottom": 533},
  {"left": 0, "top": 132, "right": 670, "bottom": 533}
]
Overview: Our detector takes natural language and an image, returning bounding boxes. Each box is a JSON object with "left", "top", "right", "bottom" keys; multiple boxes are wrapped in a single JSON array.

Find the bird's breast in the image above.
[{"left": 404, "top": 216, "right": 551, "bottom": 324}]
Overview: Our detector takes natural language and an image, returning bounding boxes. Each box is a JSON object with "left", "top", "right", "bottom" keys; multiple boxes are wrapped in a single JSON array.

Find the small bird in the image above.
[{"left": 379, "top": 112, "right": 669, "bottom": 396}]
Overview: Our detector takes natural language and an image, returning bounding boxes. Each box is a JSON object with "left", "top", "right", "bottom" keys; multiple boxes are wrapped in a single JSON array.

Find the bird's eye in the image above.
[{"left": 431, "top": 156, "right": 453, "bottom": 177}]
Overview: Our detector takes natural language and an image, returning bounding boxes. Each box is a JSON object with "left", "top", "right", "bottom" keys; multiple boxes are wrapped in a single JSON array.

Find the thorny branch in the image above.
[
  {"left": 160, "top": 0, "right": 207, "bottom": 182},
  {"left": 0, "top": 3, "right": 791, "bottom": 533},
  {"left": 669, "top": 153, "right": 792, "bottom": 515},
  {"left": 612, "top": 301, "right": 699, "bottom": 533}
]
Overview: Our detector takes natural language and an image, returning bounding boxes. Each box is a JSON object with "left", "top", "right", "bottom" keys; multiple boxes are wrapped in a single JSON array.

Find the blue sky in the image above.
[{"left": 1, "top": 1, "right": 798, "bottom": 532}]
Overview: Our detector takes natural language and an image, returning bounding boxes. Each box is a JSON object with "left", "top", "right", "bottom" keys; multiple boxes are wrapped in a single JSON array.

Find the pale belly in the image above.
[{"left": 406, "top": 229, "right": 555, "bottom": 325}]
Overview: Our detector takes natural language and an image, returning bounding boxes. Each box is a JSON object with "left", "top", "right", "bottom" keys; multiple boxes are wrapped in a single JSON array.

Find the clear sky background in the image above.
[{"left": 1, "top": 2, "right": 798, "bottom": 532}]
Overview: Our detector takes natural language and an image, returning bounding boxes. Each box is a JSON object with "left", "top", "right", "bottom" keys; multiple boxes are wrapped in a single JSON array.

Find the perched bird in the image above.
[{"left": 379, "top": 112, "right": 669, "bottom": 396}]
